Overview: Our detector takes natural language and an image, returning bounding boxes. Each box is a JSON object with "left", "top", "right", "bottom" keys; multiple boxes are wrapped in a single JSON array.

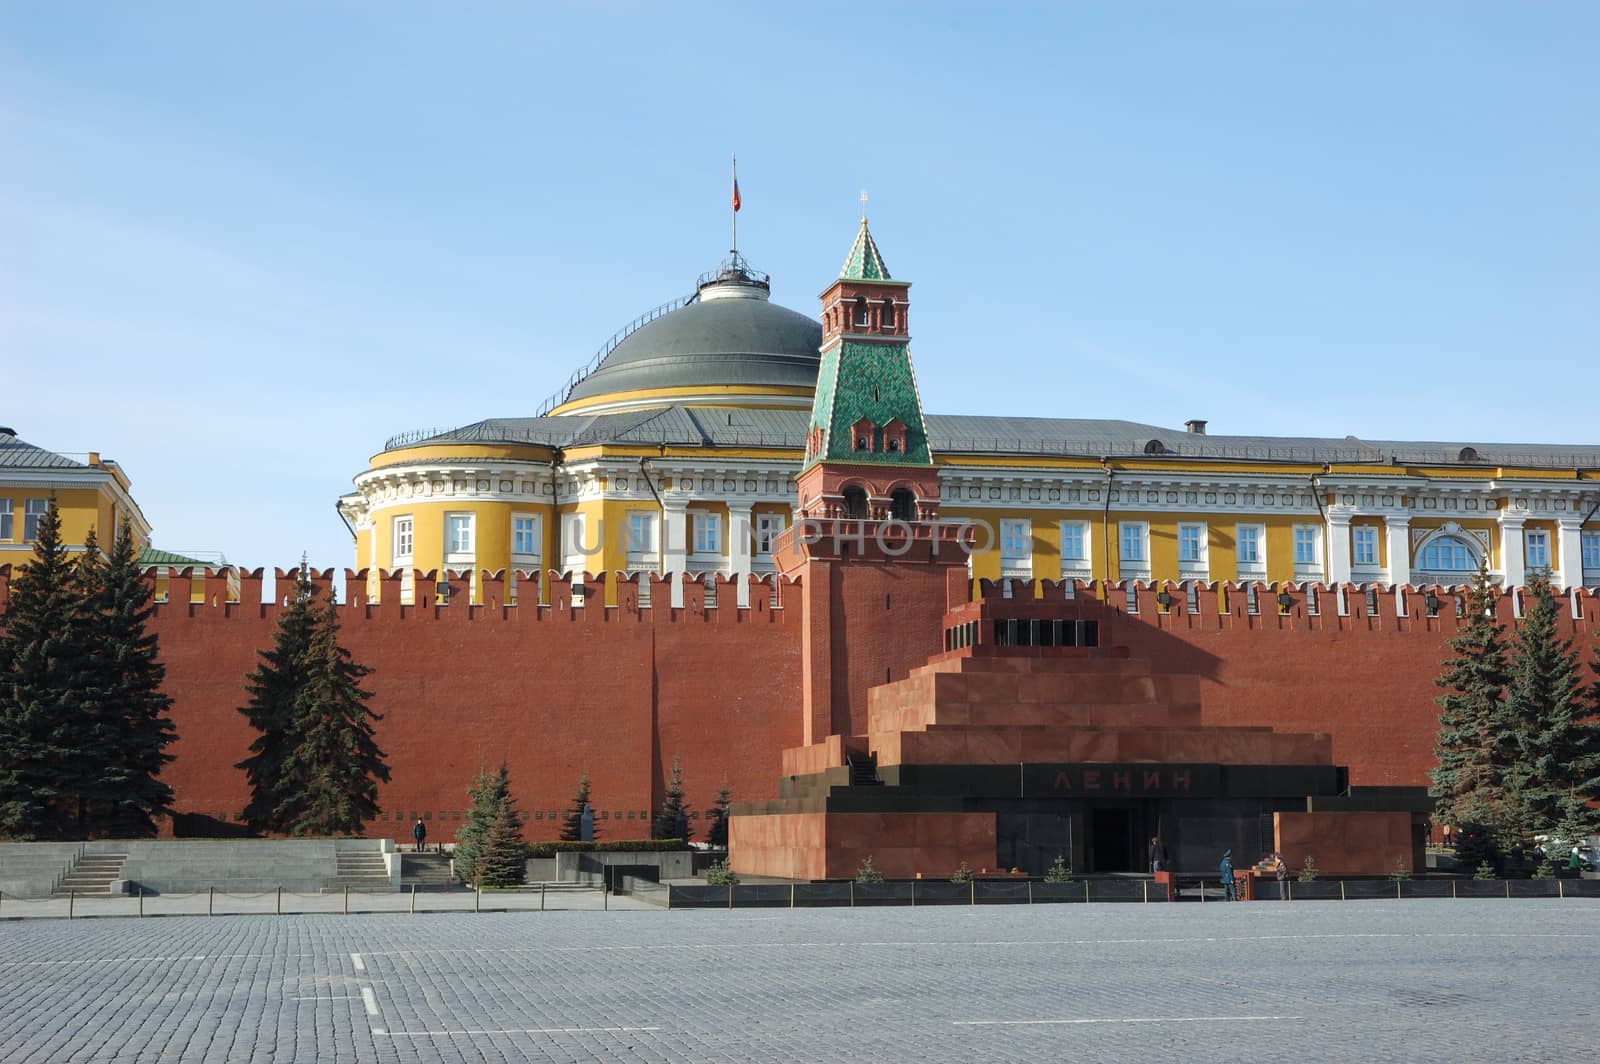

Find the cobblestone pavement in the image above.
[
  {"left": 1, "top": 899, "right": 1594, "bottom": 1062},
  {"left": 0, "top": 886, "right": 649, "bottom": 919}
]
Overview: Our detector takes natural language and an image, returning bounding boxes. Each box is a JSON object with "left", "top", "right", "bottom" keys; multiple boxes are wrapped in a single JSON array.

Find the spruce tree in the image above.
[
  {"left": 455, "top": 763, "right": 510, "bottom": 884},
  {"left": 1430, "top": 566, "right": 1510, "bottom": 831},
  {"left": 560, "top": 772, "right": 595, "bottom": 842},
  {"left": 653, "top": 754, "right": 692, "bottom": 843},
  {"left": 79, "top": 522, "right": 177, "bottom": 836},
  {"left": 0, "top": 497, "right": 91, "bottom": 839},
  {"left": 474, "top": 797, "right": 528, "bottom": 887},
  {"left": 1503, "top": 572, "right": 1598, "bottom": 836},
  {"left": 706, "top": 774, "right": 732, "bottom": 849},
  {"left": 236, "top": 568, "right": 317, "bottom": 832},
  {"left": 276, "top": 594, "right": 389, "bottom": 835}
]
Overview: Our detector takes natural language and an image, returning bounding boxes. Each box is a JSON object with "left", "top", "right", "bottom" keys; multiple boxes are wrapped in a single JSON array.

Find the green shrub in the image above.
[
  {"left": 1473, "top": 860, "right": 1496, "bottom": 880},
  {"left": 1531, "top": 861, "right": 1556, "bottom": 880},
  {"left": 950, "top": 862, "right": 974, "bottom": 884},
  {"left": 1388, "top": 859, "right": 1411, "bottom": 884},
  {"left": 704, "top": 859, "right": 737, "bottom": 886},
  {"left": 526, "top": 838, "right": 684, "bottom": 858},
  {"left": 1044, "top": 855, "right": 1072, "bottom": 884},
  {"left": 855, "top": 856, "right": 883, "bottom": 884},
  {"left": 1297, "top": 856, "right": 1320, "bottom": 882}
]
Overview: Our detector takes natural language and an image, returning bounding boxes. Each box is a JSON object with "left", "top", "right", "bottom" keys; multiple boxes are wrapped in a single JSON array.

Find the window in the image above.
[
  {"left": 1000, "top": 519, "right": 1031, "bottom": 565},
  {"left": 853, "top": 298, "right": 869, "bottom": 327},
  {"left": 625, "top": 512, "right": 656, "bottom": 554},
  {"left": 755, "top": 514, "right": 786, "bottom": 555},
  {"left": 1525, "top": 530, "right": 1550, "bottom": 571},
  {"left": 392, "top": 515, "right": 414, "bottom": 565},
  {"left": 512, "top": 514, "right": 541, "bottom": 558},
  {"left": 1236, "top": 524, "right": 1264, "bottom": 567},
  {"left": 841, "top": 486, "right": 868, "bottom": 519},
  {"left": 1119, "top": 522, "right": 1147, "bottom": 564},
  {"left": 1418, "top": 535, "right": 1476, "bottom": 572},
  {"left": 1178, "top": 523, "right": 1205, "bottom": 563},
  {"left": 1293, "top": 525, "right": 1320, "bottom": 567},
  {"left": 889, "top": 489, "right": 916, "bottom": 522},
  {"left": 881, "top": 299, "right": 896, "bottom": 329},
  {"left": 1060, "top": 521, "right": 1088, "bottom": 563},
  {"left": 1583, "top": 531, "right": 1600, "bottom": 572},
  {"left": 1353, "top": 526, "right": 1378, "bottom": 567},
  {"left": 24, "top": 498, "right": 47, "bottom": 542},
  {"left": 445, "top": 513, "right": 473, "bottom": 556},
  {"left": 0, "top": 499, "right": 11, "bottom": 540},
  {"left": 693, "top": 513, "right": 721, "bottom": 554},
  {"left": 562, "top": 513, "right": 589, "bottom": 569}
]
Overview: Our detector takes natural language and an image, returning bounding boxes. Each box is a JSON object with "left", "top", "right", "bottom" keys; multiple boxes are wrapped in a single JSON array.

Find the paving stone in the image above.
[{"left": 0, "top": 899, "right": 1595, "bottom": 1061}]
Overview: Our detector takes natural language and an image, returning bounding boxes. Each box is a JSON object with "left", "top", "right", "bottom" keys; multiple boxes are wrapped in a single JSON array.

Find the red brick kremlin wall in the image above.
[{"left": 3, "top": 564, "right": 1598, "bottom": 841}]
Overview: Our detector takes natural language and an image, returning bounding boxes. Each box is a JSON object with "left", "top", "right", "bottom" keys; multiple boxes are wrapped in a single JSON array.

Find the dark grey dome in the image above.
[{"left": 563, "top": 281, "right": 823, "bottom": 406}]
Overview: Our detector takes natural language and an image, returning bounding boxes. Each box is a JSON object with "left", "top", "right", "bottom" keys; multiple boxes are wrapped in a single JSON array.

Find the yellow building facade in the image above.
[
  {"left": 0, "top": 426, "right": 151, "bottom": 564},
  {"left": 339, "top": 239, "right": 1600, "bottom": 603}
]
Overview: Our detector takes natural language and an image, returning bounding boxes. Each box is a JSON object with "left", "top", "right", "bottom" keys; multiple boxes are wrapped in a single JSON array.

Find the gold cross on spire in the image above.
[{"left": 860, "top": 189, "right": 868, "bottom": 222}]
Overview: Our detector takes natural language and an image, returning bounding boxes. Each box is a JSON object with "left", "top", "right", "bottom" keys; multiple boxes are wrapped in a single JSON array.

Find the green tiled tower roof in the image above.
[
  {"left": 806, "top": 220, "right": 932, "bottom": 471},
  {"left": 839, "top": 219, "right": 891, "bottom": 280}
]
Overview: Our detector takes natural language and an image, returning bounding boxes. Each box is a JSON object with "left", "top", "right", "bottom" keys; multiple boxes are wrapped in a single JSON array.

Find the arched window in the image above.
[
  {"left": 881, "top": 299, "right": 896, "bottom": 329},
  {"left": 853, "top": 298, "right": 869, "bottom": 327},
  {"left": 886, "top": 438, "right": 899, "bottom": 452},
  {"left": 889, "top": 489, "right": 917, "bottom": 522},
  {"left": 1418, "top": 535, "right": 1478, "bottom": 572},
  {"left": 855, "top": 435, "right": 869, "bottom": 451},
  {"left": 842, "top": 486, "right": 869, "bottom": 519}
]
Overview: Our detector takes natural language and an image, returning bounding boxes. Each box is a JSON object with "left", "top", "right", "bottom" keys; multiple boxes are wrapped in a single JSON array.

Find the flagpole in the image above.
[{"left": 731, "top": 152, "right": 738, "bottom": 259}]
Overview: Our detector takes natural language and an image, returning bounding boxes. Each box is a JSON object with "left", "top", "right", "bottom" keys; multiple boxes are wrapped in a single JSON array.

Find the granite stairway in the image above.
[
  {"left": 323, "top": 849, "right": 393, "bottom": 891},
  {"left": 400, "top": 852, "right": 456, "bottom": 891},
  {"left": 53, "top": 852, "right": 127, "bottom": 896}
]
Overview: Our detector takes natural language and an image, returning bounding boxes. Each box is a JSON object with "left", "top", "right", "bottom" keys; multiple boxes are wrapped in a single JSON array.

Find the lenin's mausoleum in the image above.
[{"left": 4, "top": 216, "right": 1599, "bottom": 878}]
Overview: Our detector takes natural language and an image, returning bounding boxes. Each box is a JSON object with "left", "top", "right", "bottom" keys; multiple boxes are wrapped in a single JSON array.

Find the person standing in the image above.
[
  {"left": 1149, "top": 836, "right": 1169, "bottom": 874},
  {"left": 1220, "top": 849, "right": 1236, "bottom": 901},
  {"left": 412, "top": 817, "right": 428, "bottom": 853},
  {"left": 1273, "top": 852, "right": 1289, "bottom": 900}
]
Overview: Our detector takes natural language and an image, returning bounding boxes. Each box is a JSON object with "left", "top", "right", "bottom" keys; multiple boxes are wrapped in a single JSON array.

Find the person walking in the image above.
[
  {"left": 412, "top": 817, "right": 428, "bottom": 854},
  {"left": 1220, "top": 849, "right": 1236, "bottom": 901},
  {"left": 1149, "top": 836, "right": 1169, "bottom": 875}
]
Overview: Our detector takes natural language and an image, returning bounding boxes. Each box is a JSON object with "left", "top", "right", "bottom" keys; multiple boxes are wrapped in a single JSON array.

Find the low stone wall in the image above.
[
  {"left": 110, "top": 838, "right": 397, "bottom": 895},
  {"left": 0, "top": 843, "right": 86, "bottom": 898},
  {"left": 522, "top": 850, "right": 693, "bottom": 884}
]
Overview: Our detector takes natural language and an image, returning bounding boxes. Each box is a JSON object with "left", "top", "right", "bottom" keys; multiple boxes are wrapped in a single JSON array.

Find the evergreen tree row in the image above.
[
  {"left": 236, "top": 571, "right": 390, "bottom": 836},
  {"left": 1431, "top": 568, "right": 1600, "bottom": 854},
  {"left": 0, "top": 500, "right": 176, "bottom": 839}
]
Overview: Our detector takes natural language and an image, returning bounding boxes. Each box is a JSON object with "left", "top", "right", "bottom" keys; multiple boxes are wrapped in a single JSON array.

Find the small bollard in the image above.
[
  {"left": 208, "top": 886, "right": 214, "bottom": 917},
  {"left": 790, "top": 883, "right": 796, "bottom": 908},
  {"left": 276, "top": 886, "right": 282, "bottom": 915},
  {"left": 410, "top": 884, "right": 417, "bottom": 914},
  {"left": 138, "top": 887, "right": 144, "bottom": 919},
  {"left": 850, "top": 880, "right": 855, "bottom": 907},
  {"left": 69, "top": 890, "right": 76, "bottom": 920},
  {"left": 540, "top": 883, "right": 546, "bottom": 911},
  {"left": 726, "top": 883, "right": 732, "bottom": 910},
  {"left": 474, "top": 886, "right": 481, "bottom": 913},
  {"left": 343, "top": 885, "right": 349, "bottom": 915}
]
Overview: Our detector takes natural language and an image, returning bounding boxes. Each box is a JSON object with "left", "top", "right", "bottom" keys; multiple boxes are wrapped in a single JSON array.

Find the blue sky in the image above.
[{"left": 3, "top": 2, "right": 1595, "bottom": 571}]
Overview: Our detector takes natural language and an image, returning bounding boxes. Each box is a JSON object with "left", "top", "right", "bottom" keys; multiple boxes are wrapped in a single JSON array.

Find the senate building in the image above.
[{"left": 337, "top": 218, "right": 1600, "bottom": 609}]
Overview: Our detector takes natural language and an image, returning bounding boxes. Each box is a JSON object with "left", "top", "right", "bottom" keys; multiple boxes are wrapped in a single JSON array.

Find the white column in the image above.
[
  {"left": 661, "top": 499, "right": 688, "bottom": 608},
  {"left": 1325, "top": 508, "right": 1353, "bottom": 584},
  {"left": 1556, "top": 516, "right": 1584, "bottom": 591},
  {"left": 727, "top": 501, "right": 754, "bottom": 607},
  {"left": 1385, "top": 514, "right": 1412, "bottom": 586},
  {"left": 1498, "top": 510, "right": 1527, "bottom": 588}
]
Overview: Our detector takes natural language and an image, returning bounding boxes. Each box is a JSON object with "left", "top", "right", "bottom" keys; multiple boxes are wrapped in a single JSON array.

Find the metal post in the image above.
[
  {"left": 1397, "top": 879, "right": 1402, "bottom": 900},
  {"left": 790, "top": 882, "right": 795, "bottom": 908},
  {"left": 1452, "top": 879, "right": 1457, "bottom": 899},
  {"left": 540, "top": 883, "right": 546, "bottom": 911},
  {"left": 1559, "top": 879, "right": 1564, "bottom": 900},
  {"left": 69, "top": 890, "right": 75, "bottom": 920},
  {"left": 1084, "top": 880, "right": 1090, "bottom": 903},
  {"left": 1288, "top": 880, "right": 1292, "bottom": 902},
  {"left": 276, "top": 886, "right": 282, "bottom": 915},
  {"left": 850, "top": 881, "right": 855, "bottom": 907},
  {"left": 474, "top": 886, "right": 481, "bottom": 912},
  {"left": 727, "top": 883, "right": 733, "bottom": 910},
  {"left": 911, "top": 881, "right": 916, "bottom": 908},
  {"left": 343, "top": 885, "right": 349, "bottom": 915},
  {"left": 208, "top": 886, "right": 214, "bottom": 917},
  {"left": 1141, "top": 880, "right": 1147, "bottom": 904},
  {"left": 1030, "top": 880, "right": 1035, "bottom": 905},
  {"left": 138, "top": 887, "right": 144, "bottom": 919},
  {"left": 1505, "top": 880, "right": 1510, "bottom": 899},
  {"left": 410, "top": 884, "right": 417, "bottom": 914},
  {"left": 970, "top": 880, "right": 975, "bottom": 906},
  {"left": 1340, "top": 880, "right": 1345, "bottom": 901}
]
